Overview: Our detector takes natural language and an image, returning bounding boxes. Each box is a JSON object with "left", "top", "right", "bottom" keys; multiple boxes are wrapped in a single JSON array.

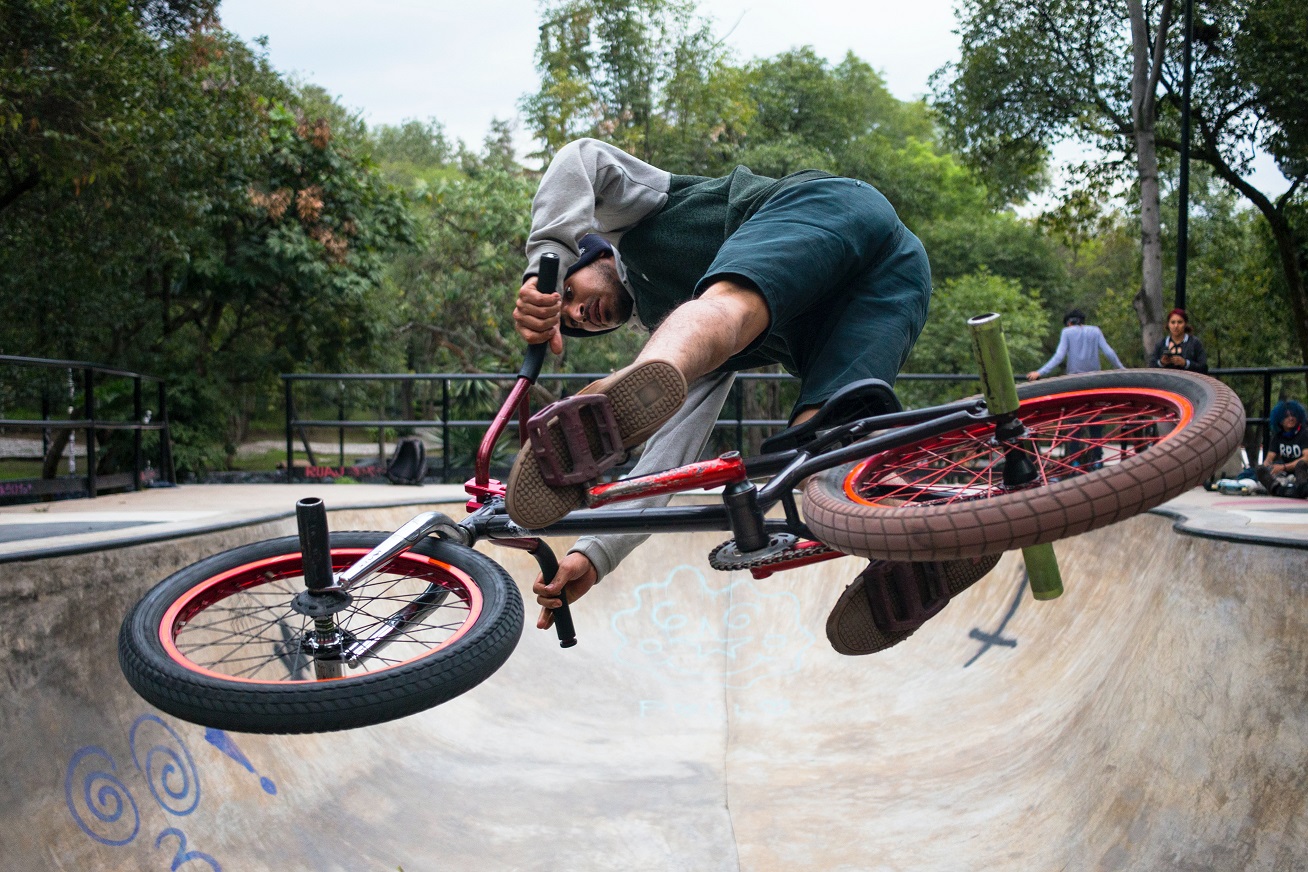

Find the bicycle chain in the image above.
[{"left": 708, "top": 534, "right": 839, "bottom": 571}]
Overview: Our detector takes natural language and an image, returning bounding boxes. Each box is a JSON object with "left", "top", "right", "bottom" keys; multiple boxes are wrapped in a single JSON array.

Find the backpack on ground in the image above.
[{"left": 386, "top": 436, "right": 427, "bottom": 485}]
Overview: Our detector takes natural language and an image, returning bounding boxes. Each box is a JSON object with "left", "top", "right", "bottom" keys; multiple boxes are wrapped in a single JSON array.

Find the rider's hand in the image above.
[
  {"left": 514, "top": 276, "right": 564, "bottom": 355},
  {"left": 1026, "top": 371, "right": 1041, "bottom": 381},
  {"left": 533, "top": 551, "right": 598, "bottom": 630}
]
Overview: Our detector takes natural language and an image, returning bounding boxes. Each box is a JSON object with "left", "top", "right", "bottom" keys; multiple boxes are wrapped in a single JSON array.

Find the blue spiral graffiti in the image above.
[
  {"left": 64, "top": 747, "right": 141, "bottom": 846},
  {"left": 129, "top": 715, "right": 200, "bottom": 816}
]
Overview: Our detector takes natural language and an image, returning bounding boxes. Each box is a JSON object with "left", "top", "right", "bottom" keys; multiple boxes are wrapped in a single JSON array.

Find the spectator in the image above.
[
  {"left": 1256, "top": 400, "right": 1308, "bottom": 498},
  {"left": 1149, "top": 308, "right": 1208, "bottom": 373},
  {"left": 1026, "top": 309, "right": 1126, "bottom": 381}
]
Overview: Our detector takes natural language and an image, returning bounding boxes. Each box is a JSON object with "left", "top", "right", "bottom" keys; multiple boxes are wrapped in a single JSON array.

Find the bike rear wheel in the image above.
[
  {"left": 119, "top": 532, "right": 523, "bottom": 734},
  {"left": 803, "top": 370, "right": 1244, "bottom": 561}
]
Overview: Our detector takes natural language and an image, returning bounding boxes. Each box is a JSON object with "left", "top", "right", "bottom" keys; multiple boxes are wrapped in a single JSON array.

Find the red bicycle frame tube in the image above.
[
  {"left": 586, "top": 453, "right": 748, "bottom": 509},
  {"left": 466, "top": 376, "right": 533, "bottom": 510},
  {"left": 748, "top": 540, "right": 844, "bottom": 579}
]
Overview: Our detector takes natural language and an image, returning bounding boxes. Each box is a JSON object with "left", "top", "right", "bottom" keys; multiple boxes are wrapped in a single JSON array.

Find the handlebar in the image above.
[
  {"left": 518, "top": 252, "right": 560, "bottom": 383},
  {"left": 514, "top": 253, "right": 577, "bottom": 646}
]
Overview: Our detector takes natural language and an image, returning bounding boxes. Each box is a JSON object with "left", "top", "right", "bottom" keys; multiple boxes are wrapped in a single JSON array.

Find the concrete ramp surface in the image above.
[{"left": 1, "top": 502, "right": 1305, "bottom": 871}]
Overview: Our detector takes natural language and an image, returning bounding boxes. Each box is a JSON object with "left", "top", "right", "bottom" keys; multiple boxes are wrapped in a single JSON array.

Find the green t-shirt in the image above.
[{"left": 617, "top": 167, "right": 833, "bottom": 335}]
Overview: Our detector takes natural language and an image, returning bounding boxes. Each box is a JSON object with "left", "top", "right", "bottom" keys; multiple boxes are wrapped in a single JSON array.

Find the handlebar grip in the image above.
[
  {"left": 518, "top": 253, "right": 562, "bottom": 383},
  {"left": 519, "top": 344, "right": 548, "bottom": 382},
  {"left": 530, "top": 539, "right": 577, "bottom": 648}
]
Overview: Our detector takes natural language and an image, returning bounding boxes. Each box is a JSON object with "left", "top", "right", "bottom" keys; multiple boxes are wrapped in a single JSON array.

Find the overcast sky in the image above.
[
  {"left": 217, "top": 0, "right": 962, "bottom": 159},
  {"left": 217, "top": 0, "right": 1287, "bottom": 194}
]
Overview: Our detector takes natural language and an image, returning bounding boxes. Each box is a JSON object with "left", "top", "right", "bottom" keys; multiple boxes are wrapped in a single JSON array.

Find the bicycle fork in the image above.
[{"left": 288, "top": 498, "right": 469, "bottom": 678}]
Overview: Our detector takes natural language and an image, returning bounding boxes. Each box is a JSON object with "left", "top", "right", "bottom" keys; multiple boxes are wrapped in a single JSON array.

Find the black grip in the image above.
[
  {"left": 295, "top": 498, "right": 334, "bottom": 591},
  {"left": 519, "top": 253, "right": 561, "bottom": 382},
  {"left": 519, "top": 344, "right": 548, "bottom": 382},
  {"left": 530, "top": 540, "right": 577, "bottom": 648}
]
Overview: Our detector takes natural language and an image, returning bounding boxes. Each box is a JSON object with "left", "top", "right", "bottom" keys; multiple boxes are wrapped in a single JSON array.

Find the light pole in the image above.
[{"left": 1175, "top": 0, "right": 1194, "bottom": 311}]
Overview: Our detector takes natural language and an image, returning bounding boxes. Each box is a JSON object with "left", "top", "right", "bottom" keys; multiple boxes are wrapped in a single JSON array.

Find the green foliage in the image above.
[
  {"left": 522, "top": 0, "right": 747, "bottom": 169},
  {"left": 1235, "top": 0, "right": 1308, "bottom": 172},
  {"left": 904, "top": 271, "right": 1049, "bottom": 406},
  {"left": 0, "top": 13, "right": 414, "bottom": 477}
]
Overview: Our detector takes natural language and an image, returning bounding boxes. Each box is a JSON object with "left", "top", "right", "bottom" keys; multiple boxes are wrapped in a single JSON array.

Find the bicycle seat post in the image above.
[{"left": 720, "top": 452, "right": 769, "bottom": 553}]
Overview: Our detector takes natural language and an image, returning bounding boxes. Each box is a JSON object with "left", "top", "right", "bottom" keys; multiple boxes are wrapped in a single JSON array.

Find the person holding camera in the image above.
[{"left": 1149, "top": 308, "right": 1208, "bottom": 373}]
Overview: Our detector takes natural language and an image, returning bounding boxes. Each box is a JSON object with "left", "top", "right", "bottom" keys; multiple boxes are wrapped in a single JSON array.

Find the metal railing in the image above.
[
  {"left": 0, "top": 355, "right": 175, "bottom": 502},
  {"left": 281, "top": 366, "right": 1307, "bottom": 484}
]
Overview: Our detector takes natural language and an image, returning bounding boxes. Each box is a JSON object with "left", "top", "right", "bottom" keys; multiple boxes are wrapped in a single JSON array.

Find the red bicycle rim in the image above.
[
  {"left": 158, "top": 548, "right": 484, "bottom": 684},
  {"left": 842, "top": 388, "right": 1195, "bottom": 507}
]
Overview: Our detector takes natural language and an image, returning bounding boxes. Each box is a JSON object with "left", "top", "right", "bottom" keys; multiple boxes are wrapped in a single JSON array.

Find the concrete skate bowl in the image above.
[{"left": 2, "top": 506, "right": 1305, "bottom": 871}]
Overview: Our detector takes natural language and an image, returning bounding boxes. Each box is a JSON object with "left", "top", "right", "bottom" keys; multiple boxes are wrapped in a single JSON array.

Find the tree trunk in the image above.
[
  {"left": 1132, "top": 130, "right": 1167, "bottom": 357},
  {"left": 41, "top": 429, "right": 71, "bottom": 479},
  {"left": 1128, "top": 0, "right": 1170, "bottom": 359}
]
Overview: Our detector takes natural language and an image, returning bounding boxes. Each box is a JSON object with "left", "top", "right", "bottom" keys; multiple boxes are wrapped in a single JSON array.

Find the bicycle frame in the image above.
[{"left": 306, "top": 306, "right": 1054, "bottom": 652}]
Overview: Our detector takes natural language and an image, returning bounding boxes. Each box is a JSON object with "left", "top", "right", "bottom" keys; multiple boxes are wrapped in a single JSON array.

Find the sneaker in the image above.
[
  {"left": 1256, "top": 466, "right": 1276, "bottom": 492},
  {"left": 505, "top": 359, "right": 686, "bottom": 529},
  {"left": 826, "top": 554, "right": 1001, "bottom": 656}
]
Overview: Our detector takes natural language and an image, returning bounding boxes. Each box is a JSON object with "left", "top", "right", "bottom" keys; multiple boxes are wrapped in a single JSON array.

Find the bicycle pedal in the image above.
[
  {"left": 862, "top": 562, "right": 949, "bottom": 633},
  {"left": 526, "top": 394, "right": 625, "bottom": 486}
]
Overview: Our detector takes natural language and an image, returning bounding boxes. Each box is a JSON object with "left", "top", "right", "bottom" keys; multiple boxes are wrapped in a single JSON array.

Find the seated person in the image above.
[
  {"left": 1256, "top": 400, "right": 1308, "bottom": 498},
  {"left": 1149, "top": 308, "right": 1208, "bottom": 373}
]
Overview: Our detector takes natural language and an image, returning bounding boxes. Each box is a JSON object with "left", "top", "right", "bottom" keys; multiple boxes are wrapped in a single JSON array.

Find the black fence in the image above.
[
  {"left": 281, "top": 366, "right": 1308, "bottom": 484},
  {"left": 0, "top": 355, "right": 175, "bottom": 503}
]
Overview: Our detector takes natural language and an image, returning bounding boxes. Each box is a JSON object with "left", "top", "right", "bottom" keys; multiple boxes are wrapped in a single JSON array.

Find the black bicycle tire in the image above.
[
  {"left": 802, "top": 370, "right": 1244, "bottom": 561},
  {"left": 118, "top": 532, "right": 523, "bottom": 734}
]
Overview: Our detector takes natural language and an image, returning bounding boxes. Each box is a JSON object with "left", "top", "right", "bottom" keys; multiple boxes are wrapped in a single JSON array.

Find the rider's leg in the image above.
[{"left": 505, "top": 359, "right": 687, "bottom": 529}]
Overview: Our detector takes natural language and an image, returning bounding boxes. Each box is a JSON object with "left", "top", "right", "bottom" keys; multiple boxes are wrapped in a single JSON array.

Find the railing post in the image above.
[
  {"left": 133, "top": 376, "right": 143, "bottom": 491},
  {"left": 40, "top": 389, "right": 49, "bottom": 457},
  {"left": 285, "top": 377, "right": 295, "bottom": 484},
  {"left": 441, "top": 378, "right": 450, "bottom": 483},
  {"left": 158, "top": 381, "right": 175, "bottom": 484},
  {"left": 84, "top": 366, "right": 97, "bottom": 498},
  {"left": 337, "top": 380, "right": 345, "bottom": 470},
  {"left": 1263, "top": 371, "right": 1272, "bottom": 453},
  {"left": 734, "top": 380, "right": 744, "bottom": 455}
]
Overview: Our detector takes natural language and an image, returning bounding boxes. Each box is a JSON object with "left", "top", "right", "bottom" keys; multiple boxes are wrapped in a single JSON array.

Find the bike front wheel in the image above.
[
  {"left": 803, "top": 370, "right": 1244, "bottom": 561},
  {"left": 119, "top": 532, "right": 523, "bottom": 734}
]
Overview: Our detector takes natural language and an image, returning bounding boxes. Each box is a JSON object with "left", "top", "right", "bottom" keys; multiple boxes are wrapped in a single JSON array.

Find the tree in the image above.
[
  {"left": 521, "top": 0, "right": 745, "bottom": 169},
  {"left": 936, "top": 0, "right": 1308, "bottom": 368},
  {"left": 933, "top": 0, "right": 1179, "bottom": 357},
  {"left": 0, "top": 15, "right": 413, "bottom": 475}
]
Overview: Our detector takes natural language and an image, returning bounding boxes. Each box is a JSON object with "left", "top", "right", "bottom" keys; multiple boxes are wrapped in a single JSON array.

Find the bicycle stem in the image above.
[{"left": 336, "top": 511, "right": 469, "bottom": 590}]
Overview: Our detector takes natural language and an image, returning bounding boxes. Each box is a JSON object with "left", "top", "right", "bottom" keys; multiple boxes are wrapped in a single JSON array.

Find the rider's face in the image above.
[
  {"left": 561, "top": 255, "right": 632, "bottom": 333},
  {"left": 1284, "top": 412, "right": 1300, "bottom": 431}
]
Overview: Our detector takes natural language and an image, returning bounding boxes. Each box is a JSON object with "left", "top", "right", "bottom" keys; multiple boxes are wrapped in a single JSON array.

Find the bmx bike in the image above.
[{"left": 118, "top": 258, "right": 1245, "bottom": 734}]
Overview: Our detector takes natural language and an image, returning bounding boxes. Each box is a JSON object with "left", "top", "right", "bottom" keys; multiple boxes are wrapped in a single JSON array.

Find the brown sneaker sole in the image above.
[
  {"left": 826, "top": 554, "right": 1001, "bottom": 656},
  {"left": 505, "top": 360, "right": 686, "bottom": 529}
]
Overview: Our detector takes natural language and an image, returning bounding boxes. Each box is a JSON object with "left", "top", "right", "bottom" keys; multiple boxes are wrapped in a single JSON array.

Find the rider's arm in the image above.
[
  {"left": 568, "top": 372, "right": 737, "bottom": 581},
  {"left": 1035, "top": 328, "right": 1071, "bottom": 378},
  {"left": 524, "top": 138, "right": 671, "bottom": 282}
]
